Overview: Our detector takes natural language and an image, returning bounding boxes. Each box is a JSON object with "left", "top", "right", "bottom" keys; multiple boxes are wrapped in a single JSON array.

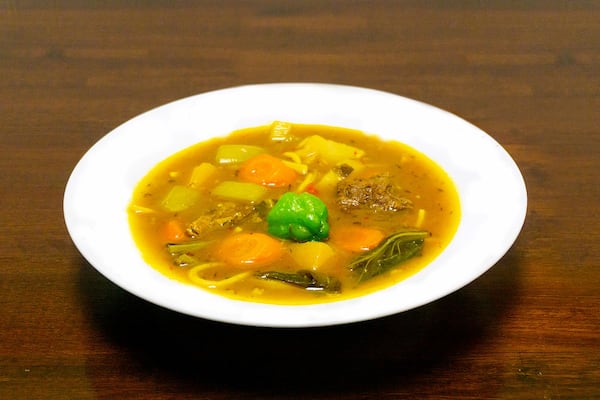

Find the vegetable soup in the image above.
[{"left": 128, "top": 122, "right": 460, "bottom": 304}]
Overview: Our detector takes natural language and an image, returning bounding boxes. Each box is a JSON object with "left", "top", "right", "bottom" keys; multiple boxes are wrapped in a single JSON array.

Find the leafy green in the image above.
[
  {"left": 256, "top": 270, "right": 341, "bottom": 293},
  {"left": 348, "top": 230, "right": 429, "bottom": 283},
  {"left": 166, "top": 241, "right": 210, "bottom": 255},
  {"left": 166, "top": 241, "right": 211, "bottom": 267}
]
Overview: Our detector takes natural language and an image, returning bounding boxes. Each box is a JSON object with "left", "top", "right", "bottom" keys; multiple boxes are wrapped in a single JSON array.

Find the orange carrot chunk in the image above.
[
  {"left": 238, "top": 154, "right": 298, "bottom": 188},
  {"left": 217, "top": 232, "right": 284, "bottom": 268},
  {"left": 330, "top": 225, "right": 385, "bottom": 253},
  {"left": 163, "top": 219, "right": 187, "bottom": 243}
]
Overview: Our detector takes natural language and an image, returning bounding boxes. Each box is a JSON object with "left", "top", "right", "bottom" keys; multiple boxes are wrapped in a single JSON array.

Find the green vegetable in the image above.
[
  {"left": 348, "top": 230, "right": 429, "bottom": 282},
  {"left": 267, "top": 192, "right": 329, "bottom": 242},
  {"left": 167, "top": 241, "right": 211, "bottom": 267},
  {"left": 172, "top": 253, "right": 201, "bottom": 268},
  {"left": 257, "top": 270, "right": 341, "bottom": 293},
  {"left": 215, "top": 144, "right": 265, "bottom": 164},
  {"left": 161, "top": 185, "right": 201, "bottom": 212},
  {"left": 211, "top": 181, "right": 268, "bottom": 203},
  {"left": 166, "top": 241, "right": 210, "bottom": 255},
  {"left": 269, "top": 121, "right": 294, "bottom": 142}
]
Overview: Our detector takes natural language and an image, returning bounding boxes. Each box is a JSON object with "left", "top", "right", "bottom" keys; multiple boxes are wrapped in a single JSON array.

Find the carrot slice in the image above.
[
  {"left": 330, "top": 225, "right": 385, "bottom": 253},
  {"left": 238, "top": 154, "right": 298, "bottom": 188},
  {"left": 163, "top": 219, "right": 187, "bottom": 243},
  {"left": 217, "top": 232, "right": 284, "bottom": 268}
]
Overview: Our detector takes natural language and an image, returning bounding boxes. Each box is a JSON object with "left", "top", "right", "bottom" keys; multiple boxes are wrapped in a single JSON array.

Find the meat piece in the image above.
[
  {"left": 336, "top": 174, "right": 413, "bottom": 212},
  {"left": 186, "top": 202, "right": 257, "bottom": 237}
]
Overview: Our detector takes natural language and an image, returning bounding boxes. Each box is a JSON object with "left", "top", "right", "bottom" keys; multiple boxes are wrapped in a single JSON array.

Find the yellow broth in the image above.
[{"left": 128, "top": 123, "right": 460, "bottom": 304}]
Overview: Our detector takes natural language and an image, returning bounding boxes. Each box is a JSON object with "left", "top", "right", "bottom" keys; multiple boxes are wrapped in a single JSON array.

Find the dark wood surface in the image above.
[{"left": 1, "top": 1, "right": 599, "bottom": 399}]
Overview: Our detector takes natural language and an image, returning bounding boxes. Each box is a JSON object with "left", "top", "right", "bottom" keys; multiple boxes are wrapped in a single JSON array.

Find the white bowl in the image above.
[{"left": 63, "top": 83, "right": 527, "bottom": 327}]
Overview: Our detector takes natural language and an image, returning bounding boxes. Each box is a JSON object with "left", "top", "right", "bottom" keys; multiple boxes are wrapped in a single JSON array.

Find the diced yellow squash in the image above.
[
  {"left": 189, "top": 162, "right": 217, "bottom": 189},
  {"left": 314, "top": 159, "right": 365, "bottom": 195},
  {"left": 289, "top": 242, "right": 335, "bottom": 272},
  {"left": 295, "top": 135, "right": 365, "bottom": 165},
  {"left": 314, "top": 170, "right": 341, "bottom": 195}
]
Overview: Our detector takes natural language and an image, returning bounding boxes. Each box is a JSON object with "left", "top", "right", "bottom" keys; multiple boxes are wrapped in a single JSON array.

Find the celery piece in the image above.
[
  {"left": 189, "top": 162, "right": 217, "bottom": 189},
  {"left": 161, "top": 185, "right": 201, "bottom": 212},
  {"left": 269, "top": 121, "right": 293, "bottom": 142},
  {"left": 211, "top": 181, "right": 268, "bottom": 203},
  {"left": 215, "top": 144, "right": 265, "bottom": 164}
]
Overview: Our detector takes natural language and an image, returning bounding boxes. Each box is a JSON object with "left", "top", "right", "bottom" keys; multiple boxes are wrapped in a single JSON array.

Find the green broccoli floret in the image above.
[{"left": 267, "top": 192, "right": 330, "bottom": 242}]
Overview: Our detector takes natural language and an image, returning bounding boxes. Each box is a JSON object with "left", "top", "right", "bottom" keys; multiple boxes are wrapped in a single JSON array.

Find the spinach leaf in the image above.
[
  {"left": 348, "top": 230, "right": 429, "bottom": 283},
  {"left": 256, "top": 270, "right": 341, "bottom": 293}
]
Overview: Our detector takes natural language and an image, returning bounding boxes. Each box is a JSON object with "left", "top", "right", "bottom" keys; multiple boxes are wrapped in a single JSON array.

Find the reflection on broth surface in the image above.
[{"left": 128, "top": 122, "right": 460, "bottom": 304}]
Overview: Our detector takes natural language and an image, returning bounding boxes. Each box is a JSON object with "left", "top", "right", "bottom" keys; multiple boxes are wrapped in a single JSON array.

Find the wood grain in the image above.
[{"left": 1, "top": 1, "right": 599, "bottom": 399}]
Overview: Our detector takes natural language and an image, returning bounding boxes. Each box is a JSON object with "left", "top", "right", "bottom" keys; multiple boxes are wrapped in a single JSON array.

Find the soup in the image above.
[{"left": 128, "top": 122, "right": 460, "bottom": 304}]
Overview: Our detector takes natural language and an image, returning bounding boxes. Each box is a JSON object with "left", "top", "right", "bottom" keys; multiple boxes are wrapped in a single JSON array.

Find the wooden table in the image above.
[{"left": 1, "top": 1, "right": 599, "bottom": 399}]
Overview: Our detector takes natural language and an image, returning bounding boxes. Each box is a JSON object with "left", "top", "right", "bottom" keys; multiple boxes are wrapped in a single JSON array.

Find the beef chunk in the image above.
[
  {"left": 336, "top": 174, "right": 413, "bottom": 212},
  {"left": 186, "top": 202, "right": 257, "bottom": 237}
]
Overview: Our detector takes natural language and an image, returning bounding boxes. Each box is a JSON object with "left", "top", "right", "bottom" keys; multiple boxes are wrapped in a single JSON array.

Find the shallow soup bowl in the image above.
[{"left": 63, "top": 83, "right": 527, "bottom": 328}]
